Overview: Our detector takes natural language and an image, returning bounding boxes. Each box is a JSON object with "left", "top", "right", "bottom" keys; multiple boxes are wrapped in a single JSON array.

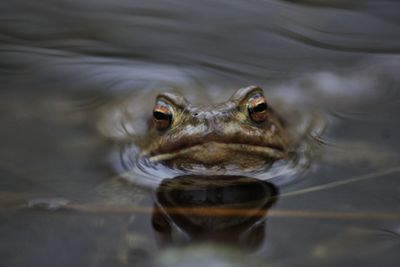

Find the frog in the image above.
[
  {"left": 139, "top": 86, "right": 293, "bottom": 169},
  {"left": 97, "top": 84, "right": 323, "bottom": 178}
]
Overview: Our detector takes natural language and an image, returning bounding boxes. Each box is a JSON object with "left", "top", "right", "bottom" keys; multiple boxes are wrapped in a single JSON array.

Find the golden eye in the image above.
[
  {"left": 153, "top": 99, "right": 173, "bottom": 130},
  {"left": 247, "top": 93, "right": 268, "bottom": 123}
]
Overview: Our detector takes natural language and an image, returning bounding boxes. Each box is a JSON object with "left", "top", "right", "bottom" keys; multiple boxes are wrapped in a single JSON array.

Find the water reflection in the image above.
[
  {"left": 151, "top": 175, "right": 278, "bottom": 250},
  {"left": 1, "top": 0, "right": 400, "bottom": 266}
]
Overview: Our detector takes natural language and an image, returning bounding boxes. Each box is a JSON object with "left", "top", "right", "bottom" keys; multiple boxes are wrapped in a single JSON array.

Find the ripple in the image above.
[{"left": 106, "top": 106, "right": 324, "bottom": 188}]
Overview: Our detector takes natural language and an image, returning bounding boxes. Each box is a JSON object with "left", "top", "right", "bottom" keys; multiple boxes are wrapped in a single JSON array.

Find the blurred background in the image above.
[{"left": 1, "top": 0, "right": 400, "bottom": 266}]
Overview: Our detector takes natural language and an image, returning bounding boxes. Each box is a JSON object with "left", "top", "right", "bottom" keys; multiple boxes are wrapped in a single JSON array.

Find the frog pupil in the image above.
[
  {"left": 153, "top": 111, "right": 171, "bottom": 121},
  {"left": 253, "top": 102, "right": 267, "bottom": 113}
]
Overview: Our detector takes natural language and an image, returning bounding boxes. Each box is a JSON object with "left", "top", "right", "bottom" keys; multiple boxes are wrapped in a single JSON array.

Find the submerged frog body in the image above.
[{"left": 140, "top": 86, "right": 292, "bottom": 169}]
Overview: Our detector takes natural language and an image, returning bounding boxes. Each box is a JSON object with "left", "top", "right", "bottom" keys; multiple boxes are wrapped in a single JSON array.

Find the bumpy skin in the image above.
[{"left": 140, "top": 86, "right": 291, "bottom": 169}]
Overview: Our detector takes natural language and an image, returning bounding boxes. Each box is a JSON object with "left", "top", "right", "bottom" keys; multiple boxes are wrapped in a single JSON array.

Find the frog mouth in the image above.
[{"left": 146, "top": 141, "right": 286, "bottom": 163}]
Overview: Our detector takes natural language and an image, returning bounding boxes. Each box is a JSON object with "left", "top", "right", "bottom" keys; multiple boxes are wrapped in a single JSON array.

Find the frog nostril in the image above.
[{"left": 193, "top": 112, "right": 198, "bottom": 117}]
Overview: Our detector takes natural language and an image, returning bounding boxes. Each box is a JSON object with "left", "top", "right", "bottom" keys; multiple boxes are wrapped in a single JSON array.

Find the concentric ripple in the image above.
[{"left": 107, "top": 107, "right": 325, "bottom": 189}]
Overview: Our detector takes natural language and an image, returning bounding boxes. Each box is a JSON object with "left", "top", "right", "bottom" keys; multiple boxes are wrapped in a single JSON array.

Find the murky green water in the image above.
[{"left": 1, "top": 0, "right": 400, "bottom": 266}]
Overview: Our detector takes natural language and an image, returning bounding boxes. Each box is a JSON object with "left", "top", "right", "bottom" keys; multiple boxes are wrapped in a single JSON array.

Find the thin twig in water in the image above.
[{"left": 280, "top": 166, "right": 400, "bottom": 198}]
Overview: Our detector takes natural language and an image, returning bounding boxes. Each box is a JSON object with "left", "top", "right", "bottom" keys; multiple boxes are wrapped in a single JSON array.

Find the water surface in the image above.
[{"left": 1, "top": 0, "right": 400, "bottom": 266}]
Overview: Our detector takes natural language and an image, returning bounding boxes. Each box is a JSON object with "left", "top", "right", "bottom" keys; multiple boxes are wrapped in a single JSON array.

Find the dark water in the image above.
[{"left": 1, "top": 0, "right": 400, "bottom": 266}]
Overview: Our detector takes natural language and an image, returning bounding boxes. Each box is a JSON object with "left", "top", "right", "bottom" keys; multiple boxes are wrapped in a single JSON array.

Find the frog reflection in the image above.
[
  {"left": 141, "top": 86, "right": 291, "bottom": 169},
  {"left": 151, "top": 175, "right": 278, "bottom": 250}
]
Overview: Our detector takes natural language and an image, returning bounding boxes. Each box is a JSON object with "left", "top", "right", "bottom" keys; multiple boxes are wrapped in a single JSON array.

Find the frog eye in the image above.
[
  {"left": 153, "top": 99, "right": 173, "bottom": 130},
  {"left": 247, "top": 93, "right": 268, "bottom": 123}
]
